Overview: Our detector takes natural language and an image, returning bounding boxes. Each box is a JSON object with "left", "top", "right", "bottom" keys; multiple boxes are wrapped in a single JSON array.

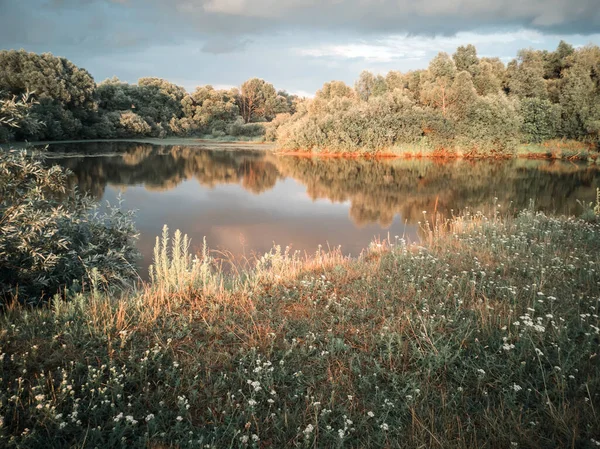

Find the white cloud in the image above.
[{"left": 297, "top": 29, "right": 598, "bottom": 63}]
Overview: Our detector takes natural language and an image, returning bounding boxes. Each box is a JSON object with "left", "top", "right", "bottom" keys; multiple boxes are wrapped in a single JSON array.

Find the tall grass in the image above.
[{"left": 1, "top": 209, "right": 599, "bottom": 448}]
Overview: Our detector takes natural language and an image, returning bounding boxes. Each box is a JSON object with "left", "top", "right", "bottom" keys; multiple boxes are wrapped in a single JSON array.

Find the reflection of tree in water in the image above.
[
  {"left": 272, "top": 157, "right": 600, "bottom": 226},
  {"left": 51, "top": 143, "right": 600, "bottom": 228},
  {"left": 52, "top": 143, "right": 281, "bottom": 199}
]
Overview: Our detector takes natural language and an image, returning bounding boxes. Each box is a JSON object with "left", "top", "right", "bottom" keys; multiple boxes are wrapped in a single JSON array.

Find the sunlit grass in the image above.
[{"left": 1, "top": 209, "right": 599, "bottom": 448}]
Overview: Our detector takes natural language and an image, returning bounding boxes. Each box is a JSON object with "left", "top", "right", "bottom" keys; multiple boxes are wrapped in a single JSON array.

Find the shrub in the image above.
[
  {"left": 0, "top": 149, "right": 139, "bottom": 305},
  {"left": 520, "top": 98, "right": 560, "bottom": 143},
  {"left": 226, "top": 117, "right": 265, "bottom": 137}
]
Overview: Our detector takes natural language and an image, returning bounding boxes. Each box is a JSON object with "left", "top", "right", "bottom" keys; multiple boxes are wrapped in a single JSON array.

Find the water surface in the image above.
[{"left": 44, "top": 142, "right": 600, "bottom": 274}]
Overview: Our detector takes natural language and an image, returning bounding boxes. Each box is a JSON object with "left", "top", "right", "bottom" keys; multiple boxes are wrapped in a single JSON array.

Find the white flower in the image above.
[
  {"left": 380, "top": 423, "right": 389, "bottom": 431},
  {"left": 145, "top": 414, "right": 155, "bottom": 422},
  {"left": 248, "top": 399, "right": 257, "bottom": 406},
  {"left": 367, "top": 411, "right": 375, "bottom": 418},
  {"left": 240, "top": 435, "right": 249, "bottom": 444},
  {"left": 512, "top": 384, "right": 522, "bottom": 392},
  {"left": 176, "top": 416, "right": 183, "bottom": 422}
]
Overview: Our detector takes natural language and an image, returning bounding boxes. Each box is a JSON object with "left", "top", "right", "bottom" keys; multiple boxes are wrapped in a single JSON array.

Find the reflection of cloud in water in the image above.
[{"left": 52, "top": 142, "right": 600, "bottom": 273}]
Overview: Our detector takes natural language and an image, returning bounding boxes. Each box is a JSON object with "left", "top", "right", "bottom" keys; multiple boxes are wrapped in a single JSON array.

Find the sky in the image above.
[{"left": 1, "top": 0, "right": 599, "bottom": 96}]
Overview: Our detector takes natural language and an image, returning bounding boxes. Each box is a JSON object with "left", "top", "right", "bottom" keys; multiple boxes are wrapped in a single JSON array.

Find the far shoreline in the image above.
[{"left": 3, "top": 137, "right": 598, "bottom": 163}]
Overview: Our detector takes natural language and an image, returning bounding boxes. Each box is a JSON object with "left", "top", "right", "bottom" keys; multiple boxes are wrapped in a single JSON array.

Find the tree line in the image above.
[
  {"left": 1, "top": 42, "right": 600, "bottom": 153},
  {"left": 0, "top": 50, "right": 298, "bottom": 142},
  {"left": 273, "top": 42, "right": 600, "bottom": 154}
]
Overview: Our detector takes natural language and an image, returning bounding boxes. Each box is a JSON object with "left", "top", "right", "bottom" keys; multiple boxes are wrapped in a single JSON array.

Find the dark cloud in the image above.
[
  {"left": 150, "top": 0, "right": 600, "bottom": 36},
  {"left": 2, "top": 0, "right": 599, "bottom": 54}
]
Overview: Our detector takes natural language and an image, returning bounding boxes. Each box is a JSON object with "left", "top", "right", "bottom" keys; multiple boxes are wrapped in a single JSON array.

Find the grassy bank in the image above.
[
  {"left": 279, "top": 140, "right": 599, "bottom": 163},
  {"left": 1, "top": 210, "right": 600, "bottom": 448},
  {"left": 8, "top": 137, "right": 274, "bottom": 151}
]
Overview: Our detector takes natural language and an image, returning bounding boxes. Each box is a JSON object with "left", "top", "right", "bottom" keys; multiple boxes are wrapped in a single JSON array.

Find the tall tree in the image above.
[
  {"left": 239, "top": 78, "right": 278, "bottom": 123},
  {"left": 507, "top": 49, "right": 548, "bottom": 99},
  {"left": 453, "top": 44, "right": 480, "bottom": 77}
]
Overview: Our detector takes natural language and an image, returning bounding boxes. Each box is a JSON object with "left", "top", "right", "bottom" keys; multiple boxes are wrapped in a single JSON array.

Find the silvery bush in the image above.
[{"left": 0, "top": 149, "right": 139, "bottom": 305}]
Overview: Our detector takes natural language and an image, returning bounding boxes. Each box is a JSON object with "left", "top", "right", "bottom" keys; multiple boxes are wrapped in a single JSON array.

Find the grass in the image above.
[
  {"left": 278, "top": 139, "right": 599, "bottom": 161},
  {"left": 1, "top": 208, "right": 600, "bottom": 448},
  {"left": 517, "top": 140, "right": 598, "bottom": 162}
]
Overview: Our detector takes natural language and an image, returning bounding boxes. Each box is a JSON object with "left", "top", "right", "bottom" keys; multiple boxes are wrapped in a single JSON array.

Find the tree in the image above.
[
  {"left": 239, "top": 78, "right": 278, "bottom": 123},
  {"left": 474, "top": 60, "right": 503, "bottom": 96},
  {"left": 0, "top": 50, "right": 97, "bottom": 140},
  {"left": 520, "top": 98, "right": 560, "bottom": 142},
  {"left": 420, "top": 53, "right": 457, "bottom": 116},
  {"left": 453, "top": 44, "right": 480, "bottom": 77},
  {"left": 355, "top": 71, "right": 387, "bottom": 101},
  {"left": 449, "top": 71, "right": 478, "bottom": 120},
  {"left": 507, "top": 49, "right": 548, "bottom": 99},
  {"left": 181, "top": 85, "right": 239, "bottom": 132},
  {"left": 429, "top": 52, "right": 457, "bottom": 80},
  {"left": 559, "top": 63, "right": 598, "bottom": 139},
  {"left": 385, "top": 71, "right": 405, "bottom": 91},
  {"left": 315, "top": 81, "right": 355, "bottom": 100},
  {"left": 543, "top": 40, "right": 575, "bottom": 79}
]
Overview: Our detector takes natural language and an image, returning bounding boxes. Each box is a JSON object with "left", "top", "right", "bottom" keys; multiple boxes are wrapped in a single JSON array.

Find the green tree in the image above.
[
  {"left": 181, "top": 85, "right": 239, "bottom": 133},
  {"left": 453, "top": 44, "right": 480, "bottom": 77},
  {"left": 315, "top": 81, "right": 355, "bottom": 100},
  {"left": 520, "top": 98, "right": 560, "bottom": 142},
  {"left": 239, "top": 78, "right": 278, "bottom": 123},
  {"left": 474, "top": 60, "right": 503, "bottom": 96},
  {"left": 559, "top": 64, "right": 598, "bottom": 139},
  {"left": 355, "top": 71, "right": 387, "bottom": 101},
  {"left": 507, "top": 49, "right": 548, "bottom": 99}
]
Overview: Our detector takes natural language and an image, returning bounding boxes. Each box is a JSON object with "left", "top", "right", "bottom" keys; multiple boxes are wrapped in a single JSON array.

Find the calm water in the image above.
[{"left": 44, "top": 141, "right": 600, "bottom": 275}]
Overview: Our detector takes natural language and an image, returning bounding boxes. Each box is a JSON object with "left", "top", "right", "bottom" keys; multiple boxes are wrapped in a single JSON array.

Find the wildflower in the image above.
[
  {"left": 176, "top": 416, "right": 183, "bottom": 422},
  {"left": 367, "top": 411, "right": 375, "bottom": 418},
  {"left": 248, "top": 399, "right": 257, "bottom": 406},
  {"left": 240, "top": 435, "right": 249, "bottom": 444},
  {"left": 145, "top": 414, "right": 155, "bottom": 422},
  {"left": 380, "top": 423, "right": 389, "bottom": 431},
  {"left": 252, "top": 435, "right": 259, "bottom": 442},
  {"left": 512, "top": 384, "right": 523, "bottom": 392},
  {"left": 303, "top": 424, "right": 314, "bottom": 436}
]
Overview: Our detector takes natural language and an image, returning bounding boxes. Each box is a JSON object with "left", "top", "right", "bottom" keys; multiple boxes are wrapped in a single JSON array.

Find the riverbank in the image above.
[
  {"left": 1, "top": 209, "right": 599, "bottom": 448},
  {"left": 6, "top": 136, "right": 275, "bottom": 152},
  {"left": 278, "top": 139, "right": 599, "bottom": 163}
]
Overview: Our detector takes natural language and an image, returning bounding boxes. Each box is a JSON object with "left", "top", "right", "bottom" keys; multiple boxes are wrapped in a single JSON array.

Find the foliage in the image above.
[
  {"left": 0, "top": 92, "right": 41, "bottom": 142},
  {"left": 1, "top": 43, "right": 600, "bottom": 152},
  {"left": 0, "top": 150, "right": 139, "bottom": 305},
  {"left": 520, "top": 98, "right": 561, "bottom": 143}
]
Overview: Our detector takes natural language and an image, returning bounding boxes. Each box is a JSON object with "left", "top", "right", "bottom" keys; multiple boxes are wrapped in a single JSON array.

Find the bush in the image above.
[
  {"left": 226, "top": 117, "right": 265, "bottom": 137},
  {"left": 0, "top": 150, "right": 139, "bottom": 305},
  {"left": 520, "top": 98, "right": 560, "bottom": 143}
]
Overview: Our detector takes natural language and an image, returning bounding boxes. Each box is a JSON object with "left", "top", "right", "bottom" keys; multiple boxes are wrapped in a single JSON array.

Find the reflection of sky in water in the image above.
[
  {"left": 102, "top": 177, "right": 417, "bottom": 275},
  {"left": 51, "top": 142, "right": 600, "bottom": 277}
]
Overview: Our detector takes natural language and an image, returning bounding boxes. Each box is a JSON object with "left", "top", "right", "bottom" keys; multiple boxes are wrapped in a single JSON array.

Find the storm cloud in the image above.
[{"left": 0, "top": 0, "right": 599, "bottom": 93}]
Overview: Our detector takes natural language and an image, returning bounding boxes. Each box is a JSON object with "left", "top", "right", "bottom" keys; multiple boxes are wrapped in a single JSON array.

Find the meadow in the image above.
[{"left": 1, "top": 203, "right": 599, "bottom": 448}]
